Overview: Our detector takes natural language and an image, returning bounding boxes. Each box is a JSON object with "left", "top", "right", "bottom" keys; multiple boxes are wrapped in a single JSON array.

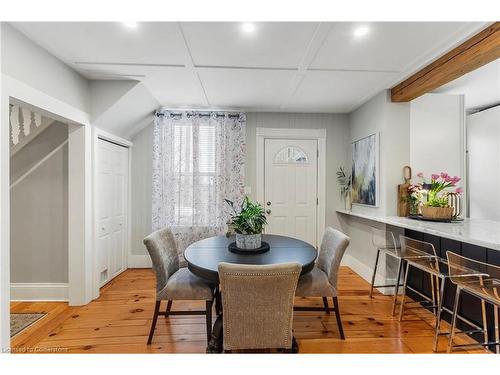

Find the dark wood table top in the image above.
[{"left": 184, "top": 234, "right": 318, "bottom": 283}]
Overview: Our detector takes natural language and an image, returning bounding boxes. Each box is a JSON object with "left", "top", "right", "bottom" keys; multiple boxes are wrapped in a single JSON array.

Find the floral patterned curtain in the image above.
[{"left": 152, "top": 109, "right": 246, "bottom": 253}]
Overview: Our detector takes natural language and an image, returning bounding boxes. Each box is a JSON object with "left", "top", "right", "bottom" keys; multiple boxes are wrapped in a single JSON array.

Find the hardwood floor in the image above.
[{"left": 10, "top": 267, "right": 488, "bottom": 354}]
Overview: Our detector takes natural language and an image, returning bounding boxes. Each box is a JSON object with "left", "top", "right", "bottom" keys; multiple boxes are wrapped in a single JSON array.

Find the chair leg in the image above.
[
  {"left": 480, "top": 299, "right": 489, "bottom": 347},
  {"left": 430, "top": 274, "right": 437, "bottom": 316},
  {"left": 369, "top": 249, "right": 381, "bottom": 298},
  {"left": 447, "top": 287, "right": 461, "bottom": 353},
  {"left": 147, "top": 301, "right": 161, "bottom": 345},
  {"left": 215, "top": 287, "right": 222, "bottom": 316},
  {"left": 399, "top": 262, "right": 410, "bottom": 322},
  {"left": 392, "top": 259, "right": 404, "bottom": 316},
  {"left": 432, "top": 277, "right": 445, "bottom": 352},
  {"left": 332, "top": 296, "right": 345, "bottom": 340},
  {"left": 290, "top": 336, "right": 299, "bottom": 353},
  {"left": 164, "top": 300, "right": 173, "bottom": 318},
  {"left": 206, "top": 300, "right": 213, "bottom": 343},
  {"left": 322, "top": 297, "right": 330, "bottom": 314},
  {"left": 494, "top": 305, "right": 499, "bottom": 354}
]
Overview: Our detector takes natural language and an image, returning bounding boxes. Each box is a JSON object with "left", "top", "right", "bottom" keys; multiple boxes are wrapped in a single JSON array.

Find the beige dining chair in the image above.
[
  {"left": 294, "top": 227, "right": 350, "bottom": 339},
  {"left": 218, "top": 262, "right": 301, "bottom": 353},
  {"left": 143, "top": 228, "right": 215, "bottom": 345}
]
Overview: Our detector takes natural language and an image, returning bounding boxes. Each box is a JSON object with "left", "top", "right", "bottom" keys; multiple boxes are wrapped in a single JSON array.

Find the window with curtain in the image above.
[{"left": 152, "top": 110, "right": 246, "bottom": 251}]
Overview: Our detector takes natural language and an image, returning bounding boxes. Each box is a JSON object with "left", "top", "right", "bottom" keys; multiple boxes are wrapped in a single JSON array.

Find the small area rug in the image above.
[{"left": 10, "top": 313, "right": 46, "bottom": 337}]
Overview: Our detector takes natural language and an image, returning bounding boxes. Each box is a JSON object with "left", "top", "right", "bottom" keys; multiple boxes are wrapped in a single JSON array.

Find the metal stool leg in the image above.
[
  {"left": 433, "top": 277, "right": 445, "bottom": 352},
  {"left": 399, "top": 262, "right": 410, "bottom": 322},
  {"left": 480, "top": 299, "right": 489, "bottom": 347},
  {"left": 369, "top": 249, "right": 381, "bottom": 298},
  {"left": 447, "top": 287, "right": 461, "bottom": 353},
  {"left": 430, "top": 274, "right": 437, "bottom": 316},
  {"left": 494, "top": 305, "right": 499, "bottom": 354},
  {"left": 392, "top": 259, "right": 404, "bottom": 316}
]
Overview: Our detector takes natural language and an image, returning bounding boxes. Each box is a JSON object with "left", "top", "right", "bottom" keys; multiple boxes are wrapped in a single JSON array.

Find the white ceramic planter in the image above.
[{"left": 236, "top": 233, "right": 262, "bottom": 250}]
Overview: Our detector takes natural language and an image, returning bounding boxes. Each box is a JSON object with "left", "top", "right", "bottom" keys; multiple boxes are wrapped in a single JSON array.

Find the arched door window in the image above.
[{"left": 274, "top": 146, "right": 309, "bottom": 164}]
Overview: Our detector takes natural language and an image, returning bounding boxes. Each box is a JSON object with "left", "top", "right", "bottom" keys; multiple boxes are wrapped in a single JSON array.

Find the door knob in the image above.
[
  {"left": 266, "top": 209, "right": 271, "bottom": 214},
  {"left": 266, "top": 201, "right": 271, "bottom": 206}
]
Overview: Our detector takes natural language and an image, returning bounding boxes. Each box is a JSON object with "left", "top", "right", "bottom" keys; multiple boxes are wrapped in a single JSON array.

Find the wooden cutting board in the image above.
[{"left": 397, "top": 166, "right": 412, "bottom": 217}]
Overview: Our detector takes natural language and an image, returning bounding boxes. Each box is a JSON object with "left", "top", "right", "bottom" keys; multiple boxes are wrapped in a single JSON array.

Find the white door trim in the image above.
[
  {"left": 1, "top": 74, "right": 92, "bottom": 350},
  {"left": 256, "top": 127, "right": 326, "bottom": 247},
  {"left": 92, "top": 127, "right": 132, "bottom": 299}
]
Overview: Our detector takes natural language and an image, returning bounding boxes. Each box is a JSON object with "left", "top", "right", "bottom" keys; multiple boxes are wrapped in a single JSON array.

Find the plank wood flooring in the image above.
[{"left": 10, "top": 267, "right": 488, "bottom": 354}]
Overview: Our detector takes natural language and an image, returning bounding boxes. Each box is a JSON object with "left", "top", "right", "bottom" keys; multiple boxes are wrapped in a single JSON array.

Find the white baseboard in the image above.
[
  {"left": 341, "top": 254, "right": 395, "bottom": 296},
  {"left": 128, "top": 254, "right": 152, "bottom": 268},
  {"left": 11, "top": 283, "right": 69, "bottom": 301}
]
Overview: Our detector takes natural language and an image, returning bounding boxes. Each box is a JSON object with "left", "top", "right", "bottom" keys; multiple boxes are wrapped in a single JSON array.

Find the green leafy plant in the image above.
[
  {"left": 225, "top": 196, "right": 267, "bottom": 235},
  {"left": 336, "top": 166, "right": 351, "bottom": 198},
  {"left": 415, "top": 172, "right": 462, "bottom": 208},
  {"left": 426, "top": 196, "right": 449, "bottom": 208}
]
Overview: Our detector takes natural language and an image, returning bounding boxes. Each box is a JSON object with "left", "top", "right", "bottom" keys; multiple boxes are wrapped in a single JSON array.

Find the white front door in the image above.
[
  {"left": 264, "top": 139, "right": 318, "bottom": 247},
  {"left": 96, "top": 138, "right": 129, "bottom": 286}
]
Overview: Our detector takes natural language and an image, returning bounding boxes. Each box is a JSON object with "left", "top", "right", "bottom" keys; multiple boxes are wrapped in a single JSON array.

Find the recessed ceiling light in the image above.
[
  {"left": 122, "top": 22, "right": 138, "bottom": 29},
  {"left": 353, "top": 25, "right": 370, "bottom": 38},
  {"left": 241, "top": 23, "right": 256, "bottom": 33}
]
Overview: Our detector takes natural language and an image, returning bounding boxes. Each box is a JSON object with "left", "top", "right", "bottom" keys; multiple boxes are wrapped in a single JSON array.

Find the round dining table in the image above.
[
  {"left": 184, "top": 233, "right": 318, "bottom": 283},
  {"left": 184, "top": 233, "right": 318, "bottom": 352}
]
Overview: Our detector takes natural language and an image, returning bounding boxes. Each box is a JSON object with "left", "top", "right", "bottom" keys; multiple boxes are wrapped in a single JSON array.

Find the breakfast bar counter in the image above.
[
  {"left": 337, "top": 208, "right": 500, "bottom": 351},
  {"left": 336, "top": 209, "right": 500, "bottom": 251}
]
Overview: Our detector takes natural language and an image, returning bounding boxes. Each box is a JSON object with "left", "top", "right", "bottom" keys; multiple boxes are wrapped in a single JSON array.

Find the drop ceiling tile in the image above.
[
  {"left": 310, "top": 22, "right": 479, "bottom": 72},
  {"left": 287, "top": 70, "right": 399, "bottom": 112},
  {"left": 11, "top": 22, "right": 189, "bottom": 66},
  {"left": 198, "top": 68, "right": 296, "bottom": 108},
  {"left": 181, "top": 22, "right": 319, "bottom": 68}
]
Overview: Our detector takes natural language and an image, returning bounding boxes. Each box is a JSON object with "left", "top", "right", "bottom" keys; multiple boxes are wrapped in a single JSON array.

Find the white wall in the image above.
[
  {"left": 410, "top": 93, "right": 465, "bottom": 184},
  {"left": 468, "top": 105, "right": 500, "bottom": 220},
  {"left": 130, "top": 123, "right": 153, "bottom": 260},
  {"left": 1, "top": 23, "right": 89, "bottom": 113},
  {"left": 10, "top": 123, "right": 69, "bottom": 285},
  {"left": 90, "top": 81, "right": 159, "bottom": 140},
  {"left": 339, "top": 90, "right": 410, "bottom": 286}
]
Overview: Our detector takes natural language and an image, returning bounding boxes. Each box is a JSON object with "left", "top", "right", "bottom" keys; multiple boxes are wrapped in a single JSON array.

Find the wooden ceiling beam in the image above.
[{"left": 391, "top": 23, "right": 500, "bottom": 102}]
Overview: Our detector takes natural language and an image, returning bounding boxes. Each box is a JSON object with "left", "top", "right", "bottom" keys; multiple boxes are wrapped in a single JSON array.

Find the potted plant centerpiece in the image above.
[
  {"left": 225, "top": 196, "right": 267, "bottom": 250},
  {"left": 413, "top": 172, "right": 462, "bottom": 220}
]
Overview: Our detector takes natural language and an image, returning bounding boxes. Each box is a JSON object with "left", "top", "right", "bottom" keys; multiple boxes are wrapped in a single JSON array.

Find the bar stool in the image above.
[
  {"left": 369, "top": 228, "right": 429, "bottom": 315},
  {"left": 446, "top": 251, "right": 500, "bottom": 353},
  {"left": 398, "top": 236, "right": 487, "bottom": 352}
]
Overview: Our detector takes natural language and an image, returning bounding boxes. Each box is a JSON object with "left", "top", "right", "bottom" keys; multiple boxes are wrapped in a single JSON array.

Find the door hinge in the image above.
[
  {"left": 316, "top": 198, "right": 319, "bottom": 205},
  {"left": 317, "top": 149, "right": 319, "bottom": 157}
]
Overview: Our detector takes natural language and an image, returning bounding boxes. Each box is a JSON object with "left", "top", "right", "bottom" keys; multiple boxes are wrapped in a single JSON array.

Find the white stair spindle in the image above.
[
  {"left": 21, "top": 107, "right": 32, "bottom": 136},
  {"left": 34, "top": 112, "right": 42, "bottom": 128},
  {"left": 10, "top": 105, "right": 20, "bottom": 145}
]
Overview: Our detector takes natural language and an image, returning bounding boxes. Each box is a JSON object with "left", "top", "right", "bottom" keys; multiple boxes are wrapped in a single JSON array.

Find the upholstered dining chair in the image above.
[
  {"left": 294, "top": 227, "right": 350, "bottom": 339},
  {"left": 143, "top": 228, "right": 215, "bottom": 345},
  {"left": 218, "top": 262, "right": 301, "bottom": 353}
]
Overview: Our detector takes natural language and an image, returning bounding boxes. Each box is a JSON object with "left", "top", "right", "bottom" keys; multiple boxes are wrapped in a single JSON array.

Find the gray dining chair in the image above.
[
  {"left": 143, "top": 228, "right": 215, "bottom": 345},
  {"left": 218, "top": 262, "right": 301, "bottom": 353},
  {"left": 294, "top": 226, "right": 350, "bottom": 339}
]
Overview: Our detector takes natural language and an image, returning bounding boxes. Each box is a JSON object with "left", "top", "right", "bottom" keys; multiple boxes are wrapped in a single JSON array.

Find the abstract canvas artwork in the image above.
[{"left": 352, "top": 133, "right": 378, "bottom": 206}]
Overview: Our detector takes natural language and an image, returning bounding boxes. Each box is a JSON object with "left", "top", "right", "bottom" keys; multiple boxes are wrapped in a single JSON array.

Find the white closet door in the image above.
[{"left": 96, "top": 138, "right": 129, "bottom": 286}]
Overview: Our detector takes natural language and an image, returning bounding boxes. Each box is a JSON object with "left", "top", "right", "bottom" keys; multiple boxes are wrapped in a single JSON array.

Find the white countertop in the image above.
[{"left": 336, "top": 209, "right": 500, "bottom": 251}]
